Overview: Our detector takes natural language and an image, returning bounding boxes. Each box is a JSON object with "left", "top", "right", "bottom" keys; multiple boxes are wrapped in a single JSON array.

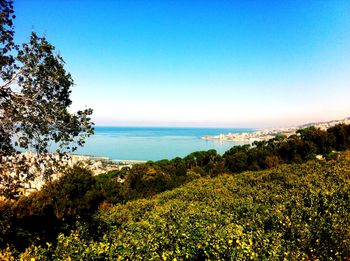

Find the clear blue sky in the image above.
[{"left": 14, "top": 0, "right": 350, "bottom": 127}]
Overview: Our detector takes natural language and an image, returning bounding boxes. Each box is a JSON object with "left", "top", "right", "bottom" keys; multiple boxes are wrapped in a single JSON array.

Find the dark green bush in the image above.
[{"left": 0, "top": 166, "right": 101, "bottom": 251}]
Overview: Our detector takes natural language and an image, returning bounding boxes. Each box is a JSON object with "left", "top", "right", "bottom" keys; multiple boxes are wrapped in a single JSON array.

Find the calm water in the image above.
[{"left": 74, "top": 126, "right": 254, "bottom": 161}]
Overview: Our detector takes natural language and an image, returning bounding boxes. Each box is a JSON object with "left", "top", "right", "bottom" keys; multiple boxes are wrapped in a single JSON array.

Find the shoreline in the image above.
[
  {"left": 70, "top": 154, "right": 147, "bottom": 164},
  {"left": 202, "top": 117, "right": 350, "bottom": 143},
  {"left": 201, "top": 127, "right": 297, "bottom": 142}
]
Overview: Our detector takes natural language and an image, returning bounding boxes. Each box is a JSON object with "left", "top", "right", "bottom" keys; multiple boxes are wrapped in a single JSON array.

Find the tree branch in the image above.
[{"left": 0, "top": 68, "right": 24, "bottom": 90}]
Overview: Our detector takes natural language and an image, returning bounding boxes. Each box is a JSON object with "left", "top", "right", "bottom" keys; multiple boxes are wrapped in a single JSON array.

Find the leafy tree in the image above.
[
  {"left": 171, "top": 157, "right": 187, "bottom": 176},
  {"left": 123, "top": 164, "right": 171, "bottom": 199},
  {"left": 0, "top": 0, "right": 17, "bottom": 81},
  {"left": 297, "top": 126, "right": 333, "bottom": 154},
  {"left": 94, "top": 170, "right": 123, "bottom": 204},
  {"left": 0, "top": 1, "right": 94, "bottom": 198},
  {"left": 223, "top": 145, "right": 250, "bottom": 172},
  {"left": 327, "top": 124, "right": 350, "bottom": 151},
  {"left": 38, "top": 166, "right": 100, "bottom": 221},
  {"left": 225, "top": 151, "right": 248, "bottom": 172}
]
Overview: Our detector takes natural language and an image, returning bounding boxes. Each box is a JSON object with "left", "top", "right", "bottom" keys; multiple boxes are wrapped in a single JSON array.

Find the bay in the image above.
[{"left": 74, "top": 126, "right": 254, "bottom": 161}]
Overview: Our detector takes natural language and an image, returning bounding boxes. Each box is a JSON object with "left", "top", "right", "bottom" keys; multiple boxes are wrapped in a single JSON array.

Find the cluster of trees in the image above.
[
  {"left": 223, "top": 124, "right": 350, "bottom": 173},
  {"left": 130, "top": 124, "right": 350, "bottom": 195},
  {"left": 0, "top": 167, "right": 101, "bottom": 252}
]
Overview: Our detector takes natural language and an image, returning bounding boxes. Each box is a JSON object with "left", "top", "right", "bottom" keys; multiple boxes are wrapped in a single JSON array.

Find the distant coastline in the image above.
[
  {"left": 202, "top": 117, "right": 350, "bottom": 143},
  {"left": 202, "top": 127, "right": 296, "bottom": 142}
]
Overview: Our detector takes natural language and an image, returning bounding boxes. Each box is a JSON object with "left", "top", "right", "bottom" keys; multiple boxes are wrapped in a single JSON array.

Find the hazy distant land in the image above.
[{"left": 202, "top": 116, "right": 350, "bottom": 142}]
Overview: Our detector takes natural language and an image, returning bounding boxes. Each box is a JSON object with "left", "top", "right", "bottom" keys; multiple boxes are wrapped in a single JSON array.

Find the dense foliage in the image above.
[
  {"left": 8, "top": 159, "right": 350, "bottom": 260},
  {"left": 0, "top": 167, "right": 101, "bottom": 252}
]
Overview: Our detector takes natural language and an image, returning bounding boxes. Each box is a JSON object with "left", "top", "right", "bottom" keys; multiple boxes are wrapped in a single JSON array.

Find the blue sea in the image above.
[{"left": 74, "top": 126, "right": 254, "bottom": 161}]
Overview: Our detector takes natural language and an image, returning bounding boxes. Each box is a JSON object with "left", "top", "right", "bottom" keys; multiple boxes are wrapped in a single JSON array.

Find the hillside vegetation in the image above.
[
  {"left": 15, "top": 159, "right": 350, "bottom": 260},
  {"left": 1, "top": 123, "right": 350, "bottom": 259}
]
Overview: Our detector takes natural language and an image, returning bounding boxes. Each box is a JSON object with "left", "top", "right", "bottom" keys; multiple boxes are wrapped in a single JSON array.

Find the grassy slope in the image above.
[{"left": 23, "top": 160, "right": 350, "bottom": 260}]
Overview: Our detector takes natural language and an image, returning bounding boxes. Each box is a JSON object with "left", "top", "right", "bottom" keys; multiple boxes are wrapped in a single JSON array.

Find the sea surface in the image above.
[{"left": 74, "top": 126, "right": 254, "bottom": 161}]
